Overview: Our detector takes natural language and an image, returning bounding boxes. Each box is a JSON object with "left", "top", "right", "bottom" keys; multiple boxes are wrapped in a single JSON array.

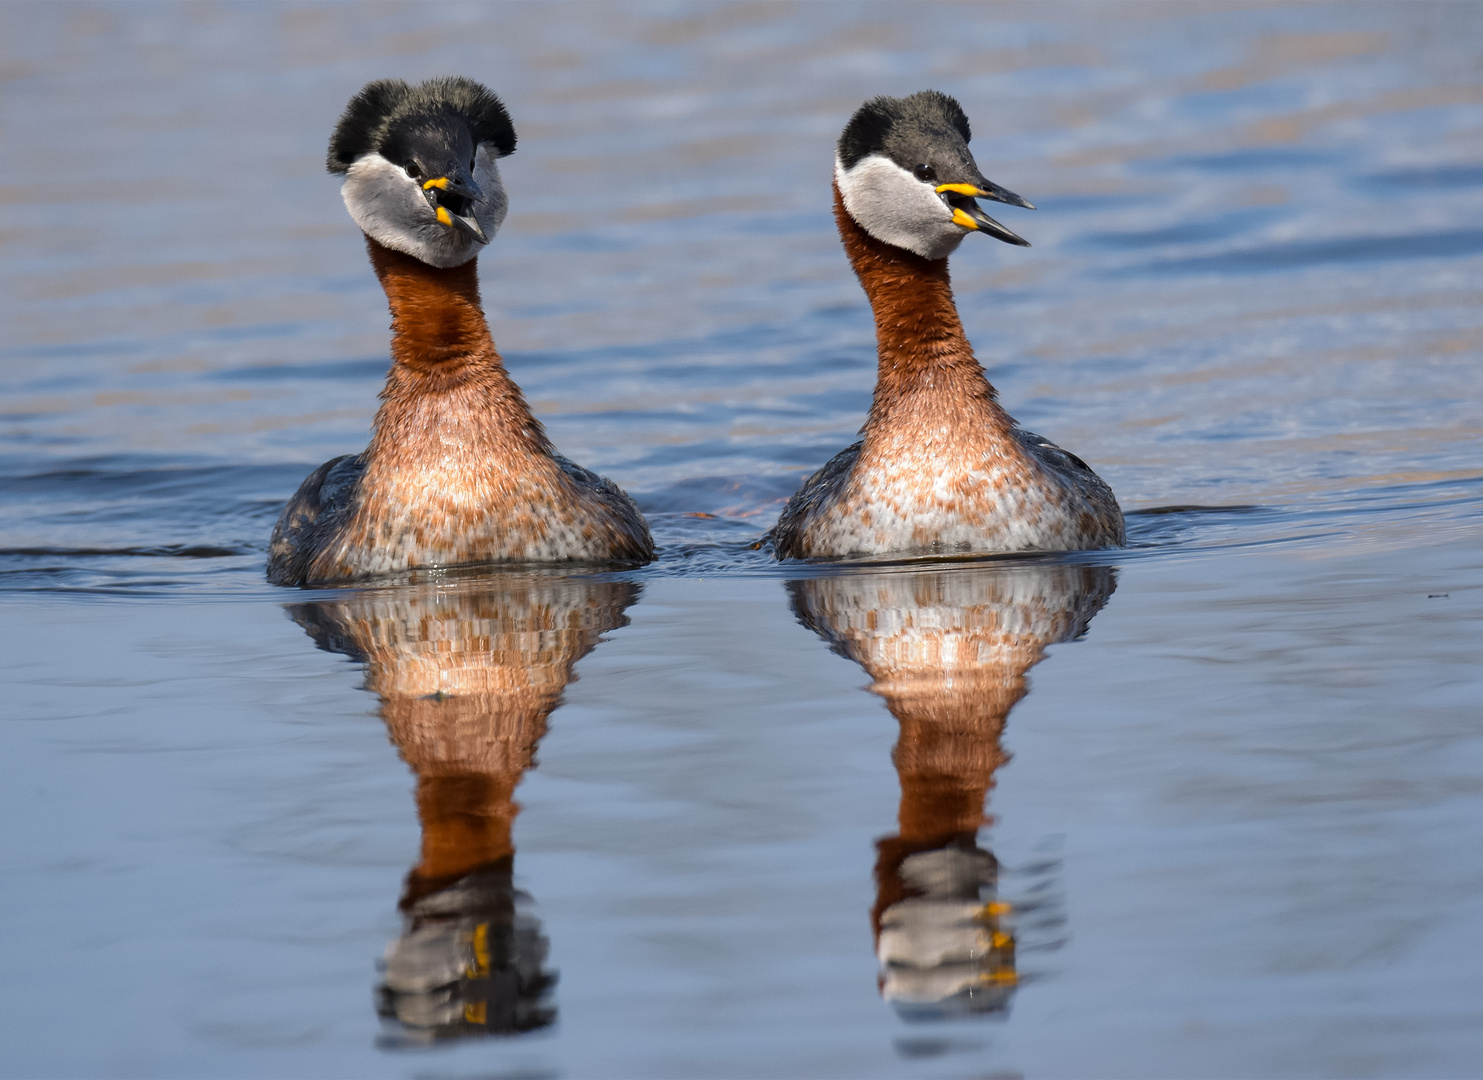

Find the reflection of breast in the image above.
[
  {"left": 327, "top": 583, "right": 635, "bottom": 778},
  {"left": 290, "top": 574, "right": 639, "bottom": 1045},
  {"left": 790, "top": 562, "right": 1114, "bottom": 1020}
]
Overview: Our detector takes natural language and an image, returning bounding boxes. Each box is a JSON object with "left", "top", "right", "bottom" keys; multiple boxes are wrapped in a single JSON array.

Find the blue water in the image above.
[{"left": 1, "top": 2, "right": 1482, "bottom": 1076}]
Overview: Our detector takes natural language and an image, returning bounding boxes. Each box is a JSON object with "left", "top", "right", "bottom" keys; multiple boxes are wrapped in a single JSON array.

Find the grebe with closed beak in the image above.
[
  {"left": 768, "top": 91, "right": 1124, "bottom": 559},
  {"left": 268, "top": 77, "right": 653, "bottom": 586}
]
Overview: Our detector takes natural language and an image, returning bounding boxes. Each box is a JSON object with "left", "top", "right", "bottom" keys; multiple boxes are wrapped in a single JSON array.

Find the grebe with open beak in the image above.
[
  {"left": 268, "top": 77, "right": 653, "bottom": 586},
  {"left": 768, "top": 91, "right": 1123, "bottom": 560}
]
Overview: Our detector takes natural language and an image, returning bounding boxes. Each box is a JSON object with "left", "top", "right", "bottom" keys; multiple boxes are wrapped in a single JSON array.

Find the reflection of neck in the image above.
[
  {"left": 381, "top": 691, "right": 557, "bottom": 903},
  {"left": 869, "top": 658, "right": 1035, "bottom": 938},
  {"left": 411, "top": 772, "right": 519, "bottom": 893},
  {"left": 882, "top": 674, "right": 1023, "bottom": 842},
  {"left": 833, "top": 183, "right": 998, "bottom": 425}
]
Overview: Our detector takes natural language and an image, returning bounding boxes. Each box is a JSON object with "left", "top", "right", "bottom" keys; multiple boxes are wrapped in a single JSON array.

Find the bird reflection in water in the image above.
[
  {"left": 289, "top": 573, "right": 640, "bottom": 1046},
  {"left": 789, "top": 562, "right": 1114, "bottom": 1020}
]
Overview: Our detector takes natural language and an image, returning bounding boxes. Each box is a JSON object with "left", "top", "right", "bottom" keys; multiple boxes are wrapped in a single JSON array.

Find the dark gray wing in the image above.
[
  {"left": 765, "top": 440, "right": 862, "bottom": 560},
  {"left": 1013, "top": 428, "right": 1095, "bottom": 478},
  {"left": 1014, "top": 427, "right": 1125, "bottom": 544},
  {"left": 551, "top": 452, "right": 655, "bottom": 561},
  {"left": 266, "top": 453, "right": 364, "bottom": 586}
]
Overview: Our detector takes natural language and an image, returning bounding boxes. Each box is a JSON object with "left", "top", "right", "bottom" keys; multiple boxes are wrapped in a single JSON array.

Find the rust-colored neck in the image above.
[
  {"left": 366, "top": 236, "right": 498, "bottom": 374},
  {"left": 833, "top": 184, "right": 988, "bottom": 404}
]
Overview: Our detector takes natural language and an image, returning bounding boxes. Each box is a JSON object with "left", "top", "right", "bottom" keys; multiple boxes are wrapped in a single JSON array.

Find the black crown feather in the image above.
[
  {"left": 837, "top": 90, "right": 971, "bottom": 171},
  {"left": 327, "top": 76, "right": 516, "bottom": 174}
]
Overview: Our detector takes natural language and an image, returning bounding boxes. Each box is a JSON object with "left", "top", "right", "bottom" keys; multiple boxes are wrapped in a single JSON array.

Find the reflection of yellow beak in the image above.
[{"left": 422, "top": 177, "right": 451, "bottom": 191}]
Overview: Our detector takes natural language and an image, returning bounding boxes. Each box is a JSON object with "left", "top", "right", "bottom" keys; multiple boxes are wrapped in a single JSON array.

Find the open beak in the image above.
[
  {"left": 422, "top": 172, "right": 488, "bottom": 244},
  {"left": 936, "top": 180, "right": 1034, "bottom": 247}
]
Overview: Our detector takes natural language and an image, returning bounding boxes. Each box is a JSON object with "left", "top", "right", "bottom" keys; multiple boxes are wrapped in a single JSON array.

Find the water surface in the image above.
[{"left": 1, "top": 2, "right": 1481, "bottom": 1076}]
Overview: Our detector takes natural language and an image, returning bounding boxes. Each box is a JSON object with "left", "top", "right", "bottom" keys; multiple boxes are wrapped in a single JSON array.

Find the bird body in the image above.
[
  {"left": 770, "top": 92, "right": 1123, "bottom": 560},
  {"left": 268, "top": 78, "right": 651, "bottom": 586}
]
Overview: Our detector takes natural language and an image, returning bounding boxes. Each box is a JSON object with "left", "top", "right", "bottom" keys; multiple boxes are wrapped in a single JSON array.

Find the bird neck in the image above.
[
  {"left": 366, "top": 235, "right": 498, "bottom": 373},
  {"left": 362, "top": 234, "right": 551, "bottom": 467},
  {"left": 833, "top": 183, "right": 995, "bottom": 416}
]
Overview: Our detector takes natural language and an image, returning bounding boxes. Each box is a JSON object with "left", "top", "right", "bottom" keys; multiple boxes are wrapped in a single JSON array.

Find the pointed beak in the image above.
[
  {"left": 937, "top": 179, "right": 1033, "bottom": 247},
  {"left": 447, "top": 207, "right": 488, "bottom": 243},
  {"left": 422, "top": 171, "right": 489, "bottom": 244},
  {"left": 948, "top": 199, "right": 1030, "bottom": 247},
  {"left": 935, "top": 180, "right": 1035, "bottom": 210}
]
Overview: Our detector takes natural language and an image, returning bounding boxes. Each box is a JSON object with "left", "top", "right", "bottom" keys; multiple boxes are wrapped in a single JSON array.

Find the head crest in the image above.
[{"left": 328, "top": 76, "right": 516, "bottom": 174}]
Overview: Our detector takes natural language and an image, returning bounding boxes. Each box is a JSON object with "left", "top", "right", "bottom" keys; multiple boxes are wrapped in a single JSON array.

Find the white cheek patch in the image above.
[
  {"left": 472, "top": 144, "right": 509, "bottom": 241},
  {"left": 342, "top": 149, "right": 509, "bottom": 269},
  {"left": 836, "top": 154, "right": 967, "bottom": 261}
]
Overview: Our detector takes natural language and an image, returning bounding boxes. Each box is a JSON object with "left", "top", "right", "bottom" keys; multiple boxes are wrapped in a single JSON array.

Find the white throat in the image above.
[
  {"left": 341, "top": 144, "right": 508, "bottom": 268},
  {"left": 835, "top": 154, "right": 967, "bottom": 261}
]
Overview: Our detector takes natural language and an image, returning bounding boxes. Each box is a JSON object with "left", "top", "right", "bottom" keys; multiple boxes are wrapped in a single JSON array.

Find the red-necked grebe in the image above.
[
  {"left": 268, "top": 77, "right": 652, "bottom": 586},
  {"left": 768, "top": 91, "right": 1123, "bottom": 559}
]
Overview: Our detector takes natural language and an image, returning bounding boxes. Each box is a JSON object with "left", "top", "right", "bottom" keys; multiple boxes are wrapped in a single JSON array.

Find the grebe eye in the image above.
[
  {"left": 913, "top": 164, "right": 937, "bottom": 183},
  {"left": 405, "top": 161, "right": 423, "bottom": 180}
]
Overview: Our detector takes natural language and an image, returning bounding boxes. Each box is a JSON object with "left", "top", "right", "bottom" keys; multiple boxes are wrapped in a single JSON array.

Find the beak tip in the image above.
[{"left": 457, "top": 215, "right": 489, "bottom": 244}]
